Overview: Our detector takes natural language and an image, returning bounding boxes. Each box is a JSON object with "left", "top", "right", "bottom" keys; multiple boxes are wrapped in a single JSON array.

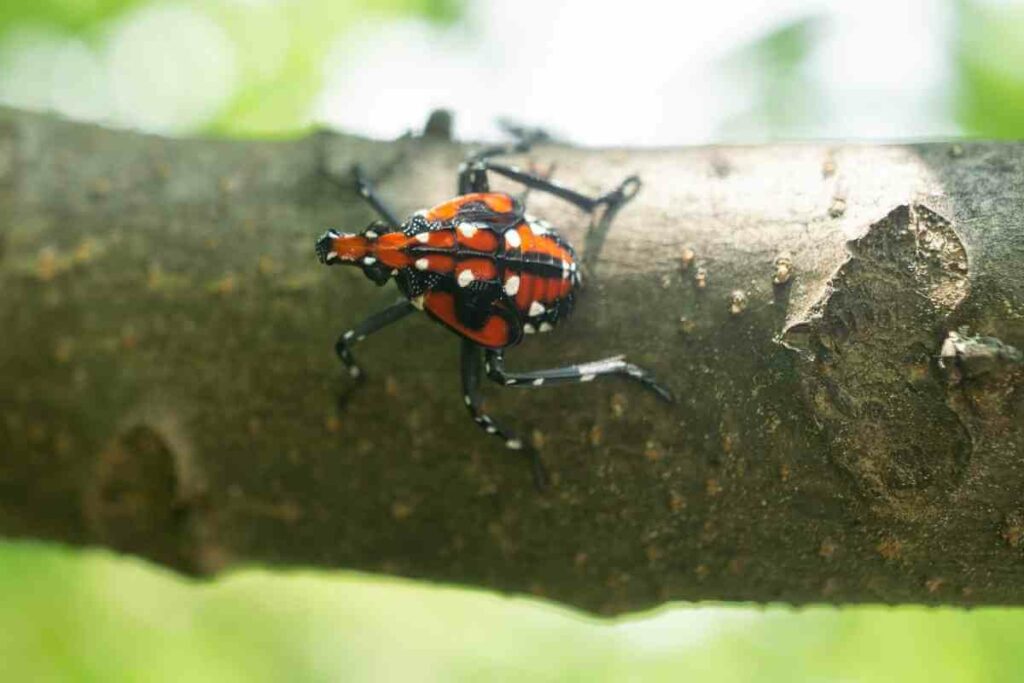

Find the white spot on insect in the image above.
[
  {"left": 415, "top": 232, "right": 430, "bottom": 244},
  {"left": 365, "top": 230, "right": 378, "bottom": 239},
  {"left": 485, "top": 361, "right": 492, "bottom": 373},
  {"left": 506, "top": 438, "right": 523, "bottom": 450},
  {"left": 532, "top": 378, "right": 544, "bottom": 386},
  {"left": 458, "top": 222, "right": 479, "bottom": 238},
  {"left": 580, "top": 374, "right": 596, "bottom": 382},
  {"left": 486, "top": 425, "right": 498, "bottom": 434},
  {"left": 411, "top": 295, "right": 425, "bottom": 310},
  {"left": 343, "top": 331, "right": 355, "bottom": 340},
  {"left": 504, "top": 275, "right": 520, "bottom": 296},
  {"left": 539, "top": 322, "right": 553, "bottom": 333},
  {"left": 359, "top": 187, "right": 369, "bottom": 197},
  {"left": 326, "top": 251, "right": 338, "bottom": 262},
  {"left": 529, "top": 221, "right": 548, "bottom": 236},
  {"left": 577, "top": 356, "right": 624, "bottom": 375},
  {"left": 464, "top": 395, "right": 472, "bottom": 406},
  {"left": 523, "top": 323, "right": 536, "bottom": 334},
  {"left": 505, "top": 229, "right": 522, "bottom": 249},
  {"left": 504, "top": 378, "right": 515, "bottom": 385},
  {"left": 457, "top": 269, "right": 475, "bottom": 287},
  {"left": 570, "top": 262, "right": 577, "bottom": 272},
  {"left": 529, "top": 301, "right": 546, "bottom": 317},
  {"left": 415, "top": 258, "right": 429, "bottom": 271},
  {"left": 357, "top": 334, "right": 366, "bottom": 341},
  {"left": 390, "top": 269, "right": 398, "bottom": 276},
  {"left": 363, "top": 256, "right": 376, "bottom": 266},
  {"left": 349, "top": 366, "right": 362, "bottom": 378},
  {"left": 458, "top": 163, "right": 468, "bottom": 173},
  {"left": 414, "top": 209, "right": 428, "bottom": 217}
]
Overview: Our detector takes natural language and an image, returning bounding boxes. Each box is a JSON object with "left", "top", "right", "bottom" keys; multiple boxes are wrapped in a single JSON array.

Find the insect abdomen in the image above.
[{"left": 500, "top": 221, "right": 579, "bottom": 333}]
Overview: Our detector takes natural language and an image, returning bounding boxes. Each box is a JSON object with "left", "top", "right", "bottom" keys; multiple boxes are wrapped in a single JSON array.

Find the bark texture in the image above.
[{"left": 1, "top": 107, "right": 1022, "bottom": 615}]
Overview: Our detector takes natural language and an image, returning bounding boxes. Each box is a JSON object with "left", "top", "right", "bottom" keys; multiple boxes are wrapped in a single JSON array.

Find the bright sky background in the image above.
[
  {"left": 316, "top": 0, "right": 957, "bottom": 145},
  {"left": 0, "top": 0, "right": 962, "bottom": 145}
]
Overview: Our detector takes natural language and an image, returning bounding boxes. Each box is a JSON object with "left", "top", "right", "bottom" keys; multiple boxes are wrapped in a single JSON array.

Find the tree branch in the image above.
[{"left": 1, "top": 107, "right": 1022, "bottom": 614}]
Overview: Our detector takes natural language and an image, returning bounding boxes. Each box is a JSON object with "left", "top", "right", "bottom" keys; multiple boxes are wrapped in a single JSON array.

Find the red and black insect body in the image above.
[{"left": 315, "top": 143, "right": 672, "bottom": 489}]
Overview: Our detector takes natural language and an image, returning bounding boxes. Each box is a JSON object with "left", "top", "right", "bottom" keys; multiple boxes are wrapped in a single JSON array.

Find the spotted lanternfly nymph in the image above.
[{"left": 315, "top": 142, "right": 673, "bottom": 489}]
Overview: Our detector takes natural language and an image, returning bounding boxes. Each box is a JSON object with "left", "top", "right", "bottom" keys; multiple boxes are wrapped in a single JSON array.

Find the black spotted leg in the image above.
[
  {"left": 461, "top": 339, "right": 550, "bottom": 491},
  {"left": 458, "top": 146, "right": 530, "bottom": 195},
  {"left": 515, "top": 160, "right": 556, "bottom": 206},
  {"left": 484, "top": 349, "right": 674, "bottom": 403},
  {"left": 335, "top": 299, "right": 415, "bottom": 387},
  {"left": 456, "top": 124, "right": 550, "bottom": 194},
  {"left": 458, "top": 121, "right": 641, "bottom": 213},
  {"left": 465, "top": 161, "right": 642, "bottom": 217},
  {"left": 352, "top": 164, "right": 402, "bottom": 227}
]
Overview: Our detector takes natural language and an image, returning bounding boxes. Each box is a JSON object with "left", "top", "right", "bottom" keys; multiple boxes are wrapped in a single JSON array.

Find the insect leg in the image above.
[
  {"left": 457, "top": 124, "right": 548, "bottom": 194},
  {"left": 351, "top": 164, "right": 402, "bottom": 227},
  {"left": 335, "top": 299, "right": 415, "bottom": 382},
  {"left": 483, "top": 349, "right": 674, "bottom": 403},
  {"left": 458, "top": 160, "right": 490, "bottom": 194},
  {"left": 477, "top": 162, "right": 642, "bottom": 215},
  {"left": 461, "top": 339, "right": 549, "bottom": 490},
  {"left": 516, "top": 160, "right": 556, "bottom": 206}
]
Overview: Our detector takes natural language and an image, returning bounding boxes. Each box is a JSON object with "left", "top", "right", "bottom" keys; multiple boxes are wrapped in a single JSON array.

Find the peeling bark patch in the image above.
[
  {"left": 940, "top": 329, "right": 1022, "bottom": 383},
  {"left": 783, "top": 204, "right": 971, "bottom": 505}
]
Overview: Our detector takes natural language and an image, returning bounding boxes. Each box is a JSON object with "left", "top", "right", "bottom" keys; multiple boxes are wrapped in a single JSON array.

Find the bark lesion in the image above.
[{"left": 781, "top": 204, "right": 973, "bottom": 508}]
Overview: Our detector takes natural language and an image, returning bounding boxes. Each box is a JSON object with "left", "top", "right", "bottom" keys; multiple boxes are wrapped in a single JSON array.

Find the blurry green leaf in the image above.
[
  {"left": 0, "top": 0, "right": 145, "bottom": 35},
  {"left": 200, "top": 0, "right": 465, "bottom": 136},
  {"left": 716, "top": 15, "right": 825, "bottom": 141},
  {"left": 373, "top": 0, "right": 465, "bottom": 23},
  {"left": 0, "top": 0, "right": 467, "bottom": 136},
  {"left": 956, "top": 0, "right": 1024, "bottom": 137},
  {"left": 2, "top": 540, "right": 1024, "bottom": 682},
  {"left": 730, "top": 16, "right": 822, "bottom": 69}
]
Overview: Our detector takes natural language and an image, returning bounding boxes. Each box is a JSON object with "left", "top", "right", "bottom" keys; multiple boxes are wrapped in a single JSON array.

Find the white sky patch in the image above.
[
  {"left": 805, "top": 0, "right": 957, "bottom": 141},
  {"left": 316, "top": 0, "right": 957, "bottom": 145},
  {"left": 611, "top": 604, "right": 761, "bottom": 652},
  {"left": 105, "top": 3, "right": 238, "bottom": 133},
  {"left": 0, "top": 27, "right": 110, "bottom": 121},
  {"left": 0, "top": 0, "right": 960, "bottom": 142}
]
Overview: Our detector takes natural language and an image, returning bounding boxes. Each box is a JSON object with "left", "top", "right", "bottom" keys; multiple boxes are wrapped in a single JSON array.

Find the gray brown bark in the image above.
[{"left": 1, "top": 107, "right": 1022, "bottom": 615}]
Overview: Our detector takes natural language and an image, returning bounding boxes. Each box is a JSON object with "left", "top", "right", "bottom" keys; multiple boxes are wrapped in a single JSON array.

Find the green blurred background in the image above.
[{"left": 2, "top": 0, "right": 1024, "bottom": 680}]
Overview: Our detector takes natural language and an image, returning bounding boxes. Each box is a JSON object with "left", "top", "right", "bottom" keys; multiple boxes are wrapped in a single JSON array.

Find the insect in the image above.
[{"left": 315, "top": 142, "right": 673, "bottom": 489}]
